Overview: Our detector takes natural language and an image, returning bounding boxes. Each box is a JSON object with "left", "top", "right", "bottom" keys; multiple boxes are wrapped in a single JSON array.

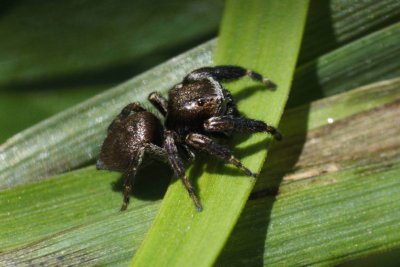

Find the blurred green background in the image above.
[{"left": 0, "top": 0, "right": 223, "bottom": 143}]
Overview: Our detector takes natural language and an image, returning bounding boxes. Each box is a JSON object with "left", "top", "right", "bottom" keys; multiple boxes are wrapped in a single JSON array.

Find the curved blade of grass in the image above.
[
  {"left": 290, "top": 22, "right": 400, "bottom": 107},
  {"left": 130, "top": 1, "right": 309, "bottom": 266},
  {"left": 298, "top": 0, "right": 400, "bottom": 64}
]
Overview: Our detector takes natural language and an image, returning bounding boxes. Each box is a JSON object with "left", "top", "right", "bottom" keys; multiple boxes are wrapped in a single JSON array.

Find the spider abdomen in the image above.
[{"left": 97, "top": 111, "right": 163, "bottom": 172}]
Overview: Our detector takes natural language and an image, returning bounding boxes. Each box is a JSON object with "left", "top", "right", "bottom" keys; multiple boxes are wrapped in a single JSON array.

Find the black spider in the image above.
[{"left": 97, "top": 66, "right": 282, "bottom": 211}]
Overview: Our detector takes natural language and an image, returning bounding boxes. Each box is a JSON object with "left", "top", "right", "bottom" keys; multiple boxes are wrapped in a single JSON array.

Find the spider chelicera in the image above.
[{"left": 97, "top": 65, "right": 282, "bottom": 211}]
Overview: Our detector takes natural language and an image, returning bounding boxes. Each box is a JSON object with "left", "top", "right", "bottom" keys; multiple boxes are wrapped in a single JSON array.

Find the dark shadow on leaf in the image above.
[
  {"left": 111, "top": 161, "right": 172, "bottom": 201},
  {"left": 214, "top": 104, "right": 311, "bottom": 267},
  {"left": 232, "top": 85, "right": 275, "bottom": 101},
  {"left": 234, "top": 138, "right": 272, "bottom": 158},
  {"left": 0, "top": 0, "right": 15, "bottom": 18}
]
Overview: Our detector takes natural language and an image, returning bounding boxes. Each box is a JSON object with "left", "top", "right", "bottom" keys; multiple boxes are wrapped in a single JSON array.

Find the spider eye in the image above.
[{"left": 197, "top": 100, "right": 204, "bottom": 106}]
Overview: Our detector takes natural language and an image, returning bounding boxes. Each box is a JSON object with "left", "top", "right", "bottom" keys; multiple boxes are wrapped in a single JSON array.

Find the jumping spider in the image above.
[{"left": 97, "top": 65, "right": 282, "bottom": 211}]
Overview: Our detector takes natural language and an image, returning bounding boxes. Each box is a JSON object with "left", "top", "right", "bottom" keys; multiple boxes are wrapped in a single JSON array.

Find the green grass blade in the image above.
[
  {"left": 298, "top": 0, "right": 400, "bottom": 64},
  {"left": 0, "top": 166, "right": 163, "bottom": 266},
  {"left": 2, "top": 77, "right": 399, "bottom": 266},
  {"left": 290, "top": 22, "right": 400, "bottom": 107},
  {"left": 130, "top": 1, "right": 309, "bottom": 266}
]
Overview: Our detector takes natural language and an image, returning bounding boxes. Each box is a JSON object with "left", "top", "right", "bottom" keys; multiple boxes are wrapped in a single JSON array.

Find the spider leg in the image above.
[
  {"left": 182, "top": 144, "right": 196, "bottom": 161},
  {"left": 164, "top": 130, "right": 202, "bottom": 211},
  {"left": 148, "top": 92, "right": 168, "bottom": 117},
  {"left": 204, "top": 115, "right": 282, "bottom": 141},
  {"left": 185, "top": 65, "right": 276, "bottom": 89},
  {"left": 144, "top": 143, "right": 168, "bottom": 163},
  {"left": 223, "top": 89, "right": 240, "bottom": 116},
  {"left": 185, "top": 133, "right": 257, "bottom": 177},
  {"left": 108, "top": 102, "right": 146, "bottom": 133},
  {"left": 120, "top": 146, "right": 145, "bottom": 211}
]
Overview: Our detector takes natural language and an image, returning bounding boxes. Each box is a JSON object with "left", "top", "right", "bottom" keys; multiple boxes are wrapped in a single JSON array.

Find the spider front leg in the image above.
[
  {"left": 223, "top": 89, "right": 240, "bottom": 116},
  {"left": 204, "top": 115, "right": 282, "bottom": 141},
  {"left": 120, "top": 146, "right": 145, "bottom": 211},
  {"left": 185, "top": 65, "right": 276, "bottom": 89},
  {"left": 164, "top": 130, "right": 202, "bottom": 211},
  {"left": 148, "top": 92, "right": 168, "bottom": 117},
  {"left": 185, "top": 133, "right": 257, "bottom": 177}
]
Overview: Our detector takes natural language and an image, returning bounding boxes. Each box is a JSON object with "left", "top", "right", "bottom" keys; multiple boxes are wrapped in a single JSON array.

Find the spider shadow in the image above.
[
  {"left": 109, "top": 134, "right": 266, "bottom": 206},
  {"left": 212, "top": 104, "right": 312, "bottom": 266},
  {"left": 233, "top": 84, "right": 276, "bottom": 101},
  {"left": 111, "top": 161, "right": 172, "bottom": 201}
]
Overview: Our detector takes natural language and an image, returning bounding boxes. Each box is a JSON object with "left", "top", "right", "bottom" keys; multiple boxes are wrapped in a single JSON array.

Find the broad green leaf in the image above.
[
  {"left": 2, "top": 77, "right": 399, "bottom": 266},
  {"left": 130, "top": 1, "right": 309, "bottom": 266}
]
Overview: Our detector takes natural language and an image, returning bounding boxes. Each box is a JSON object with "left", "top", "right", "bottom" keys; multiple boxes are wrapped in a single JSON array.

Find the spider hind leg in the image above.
[{"left": 120, "top": 146, "right": 145, "bottom": 211}]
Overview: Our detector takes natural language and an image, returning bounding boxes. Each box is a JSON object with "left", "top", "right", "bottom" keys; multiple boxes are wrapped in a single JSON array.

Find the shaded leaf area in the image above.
[
  {"left": 130, "top": 1, "right": 309, "bottom": 266},
  {"left": 0, "top": 0, "right": 223, "bottom": 143},
  {"left": 1, "top": 1, "right": 399, "bottom": 188},
  {"left": 289, "top": 22, "right": 400, "bottom": 108},
  {"left": 338, "top": 247, "right": 400, "bottom": 267},
  {"left": 216, "top": 77, "right": 400, "bottom": 266},
  {"left": 1, "top": 77, "right": 398, "bottom": 266},
  {"left": 0, "top": 41, "right": 215, "bottom": 189},
  {"left": 298, "top": 0, "right": 400, "bottom": 64}
]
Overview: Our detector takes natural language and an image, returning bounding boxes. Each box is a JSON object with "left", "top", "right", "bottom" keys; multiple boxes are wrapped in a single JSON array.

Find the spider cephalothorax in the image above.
[{"left": 97, "top": 66, "right": 281, "bottom": 211}]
